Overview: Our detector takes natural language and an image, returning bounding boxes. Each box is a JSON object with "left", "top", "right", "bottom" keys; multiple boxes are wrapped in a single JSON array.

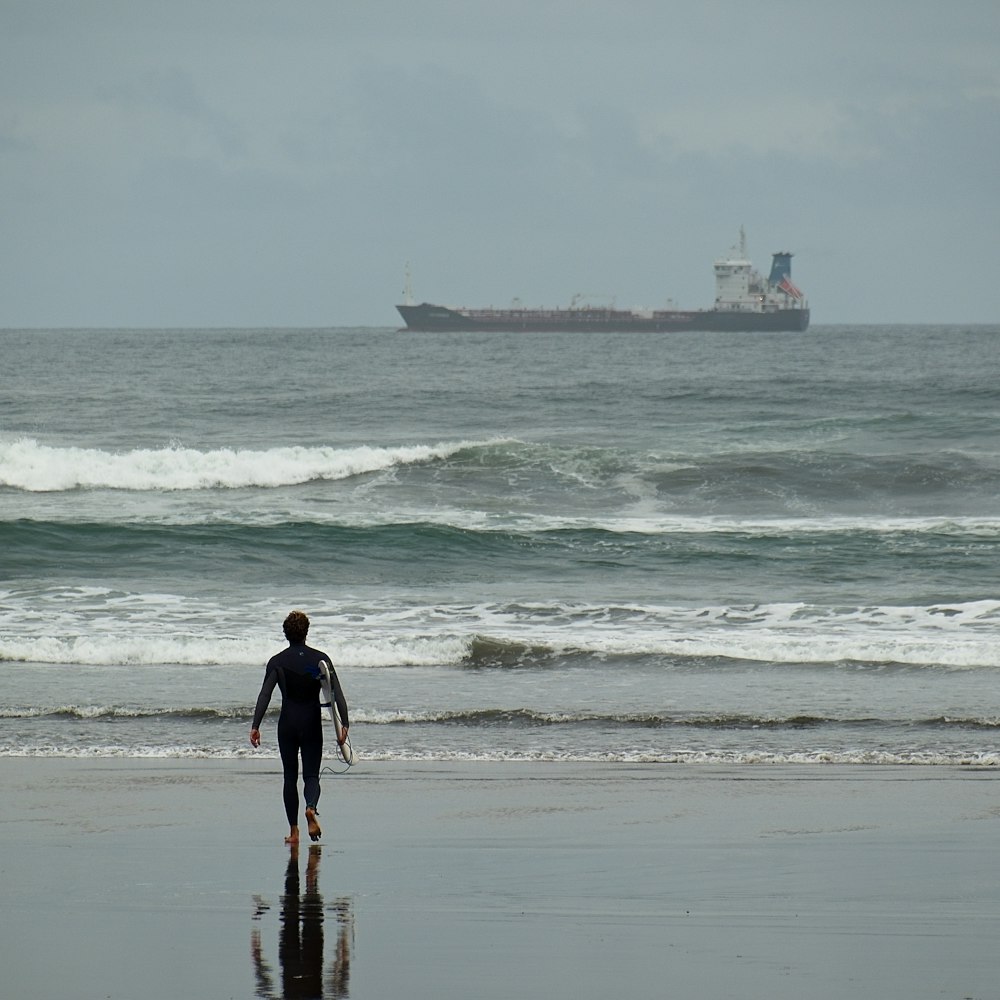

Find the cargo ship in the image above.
[{"left": 397, "top": 229, "right": 809, "bottom": 333}]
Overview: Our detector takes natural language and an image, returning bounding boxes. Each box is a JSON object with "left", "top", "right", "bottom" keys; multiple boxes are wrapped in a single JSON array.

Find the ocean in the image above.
[{"left": 2, "top": 324, "right": 999, "bottom": 764}]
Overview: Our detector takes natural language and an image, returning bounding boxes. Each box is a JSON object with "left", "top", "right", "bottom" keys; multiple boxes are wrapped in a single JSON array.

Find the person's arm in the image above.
[{"left": 249, "top": 665, "right": 279, "bottom": 746}]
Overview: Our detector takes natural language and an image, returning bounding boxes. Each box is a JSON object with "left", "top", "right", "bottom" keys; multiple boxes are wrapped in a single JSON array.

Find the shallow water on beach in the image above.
[{"left": 2, "top": 324, "right": 999, "bottom": 763}]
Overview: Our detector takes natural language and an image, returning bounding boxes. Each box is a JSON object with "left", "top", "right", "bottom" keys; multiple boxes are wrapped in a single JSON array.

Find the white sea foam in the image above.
[
  {"left": 1, "top": 745, "right": 997, "bottom": 765},
  {"left": 0, "top": 436, "right": 498, "bottom": 492},
  {"left": 2, "top": 598, "right": 998, "bottom": 668},
  {"left": 0, "top": 629, "right": 474, "bottom": 668}
]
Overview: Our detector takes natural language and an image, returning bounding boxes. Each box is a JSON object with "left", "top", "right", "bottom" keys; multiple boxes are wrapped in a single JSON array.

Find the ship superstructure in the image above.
[{"left": 712, "top": 229, "right": 805, "bottom": 317}]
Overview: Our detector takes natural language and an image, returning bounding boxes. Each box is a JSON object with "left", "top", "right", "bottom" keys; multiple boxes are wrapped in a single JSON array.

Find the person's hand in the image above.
[
  {"left": 250, "top": 728, "right": 261, "bottom": 748},
  {"left": 337, "top": 724, "right": 348, "bottom": 746}
]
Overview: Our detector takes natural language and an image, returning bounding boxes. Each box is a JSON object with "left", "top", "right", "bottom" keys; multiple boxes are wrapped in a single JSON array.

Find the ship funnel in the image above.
[
  {"left": 768, "top": 251, "right": 803, "bottom": 299},
  {"left": 768, "top": 252, "right": 793, "bottom": 286}
]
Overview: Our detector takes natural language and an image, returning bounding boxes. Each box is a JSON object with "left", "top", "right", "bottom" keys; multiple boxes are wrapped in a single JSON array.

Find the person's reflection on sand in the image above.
[{"left": 252, "top": 844, "right": 353, "bottom": 998}]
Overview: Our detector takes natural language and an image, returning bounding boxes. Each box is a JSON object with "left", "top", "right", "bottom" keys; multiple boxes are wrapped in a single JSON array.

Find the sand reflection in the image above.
[{"left": 252, "top": 845, "right": 353, "bottom": 998}]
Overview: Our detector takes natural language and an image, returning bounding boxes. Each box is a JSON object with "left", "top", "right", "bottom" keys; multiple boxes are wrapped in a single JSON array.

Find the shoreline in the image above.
[{"left": 3, "top": 759, "right": 999, "bottom": 998}]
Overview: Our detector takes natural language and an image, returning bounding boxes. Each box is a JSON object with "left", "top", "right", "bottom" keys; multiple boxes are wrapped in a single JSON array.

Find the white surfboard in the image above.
[
  {"left": 319, "top": 659, "right": 354, "bottom": 765},
  {"left": 318, "top": 659, "right": 337, "bottom": 722}
]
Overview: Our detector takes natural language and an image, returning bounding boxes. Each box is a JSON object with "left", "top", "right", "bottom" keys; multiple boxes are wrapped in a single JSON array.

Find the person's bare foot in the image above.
[
  {"left": 285, "top": 826, "right": 300, "bottom": 845},
  {"left": 305, "top": 807, "right": 322, "bottom": 842}
]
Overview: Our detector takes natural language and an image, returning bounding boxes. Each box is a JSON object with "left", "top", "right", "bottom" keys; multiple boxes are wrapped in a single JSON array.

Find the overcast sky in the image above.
[{"left": 2, "top": 1, "right": 998, "bottom": 327}]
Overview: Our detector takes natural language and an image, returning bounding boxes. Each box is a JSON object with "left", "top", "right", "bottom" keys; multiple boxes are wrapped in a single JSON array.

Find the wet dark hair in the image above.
[{"left": 283, "top": 610, "right": 310, "bottom": 644}]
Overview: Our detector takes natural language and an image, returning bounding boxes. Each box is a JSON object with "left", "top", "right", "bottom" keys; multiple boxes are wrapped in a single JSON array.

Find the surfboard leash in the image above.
[{"left": 322, "top": 734, "right": 355, "bottom": 775}]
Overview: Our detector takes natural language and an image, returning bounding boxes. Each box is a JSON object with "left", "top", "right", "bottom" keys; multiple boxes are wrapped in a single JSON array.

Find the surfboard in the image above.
[
  {"left": 319, "top": 659, "right": 354, "bottom": 765},
  {"left": 318, "top": 659, "right": 337, "bottom": 723}
]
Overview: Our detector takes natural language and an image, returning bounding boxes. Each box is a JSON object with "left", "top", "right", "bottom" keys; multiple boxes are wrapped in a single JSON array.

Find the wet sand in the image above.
[{"left": 2, "top": 759, "right": 999, "bottom": 999}]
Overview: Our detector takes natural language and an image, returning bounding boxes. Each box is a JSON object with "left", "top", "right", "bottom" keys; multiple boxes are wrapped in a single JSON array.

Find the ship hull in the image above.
[{"left": 397, "top": 303, "right": 810, "bottom": 333}]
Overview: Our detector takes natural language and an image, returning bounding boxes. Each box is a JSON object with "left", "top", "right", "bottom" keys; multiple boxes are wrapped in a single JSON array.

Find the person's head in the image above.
[{"left": 283, "top": 609, "right": 310, "bottom": 644}]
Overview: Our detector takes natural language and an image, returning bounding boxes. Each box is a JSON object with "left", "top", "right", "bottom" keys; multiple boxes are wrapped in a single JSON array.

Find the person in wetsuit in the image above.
[{"left": 250, "top": 610, "right": 349, "bottom": 845}]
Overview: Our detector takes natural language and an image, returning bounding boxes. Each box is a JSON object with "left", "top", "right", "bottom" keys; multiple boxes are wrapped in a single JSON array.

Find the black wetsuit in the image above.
[{"left": 251, "top": 642, "right": 349, "bottom": 826}]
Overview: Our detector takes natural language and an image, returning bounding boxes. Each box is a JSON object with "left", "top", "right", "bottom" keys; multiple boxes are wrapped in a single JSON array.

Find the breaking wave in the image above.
[
  {"left": 0, "top": 436, "right": 504, "bottom": 492},
  {"left": 2, "top": 598, "right": 998, "bottom": 668}
]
